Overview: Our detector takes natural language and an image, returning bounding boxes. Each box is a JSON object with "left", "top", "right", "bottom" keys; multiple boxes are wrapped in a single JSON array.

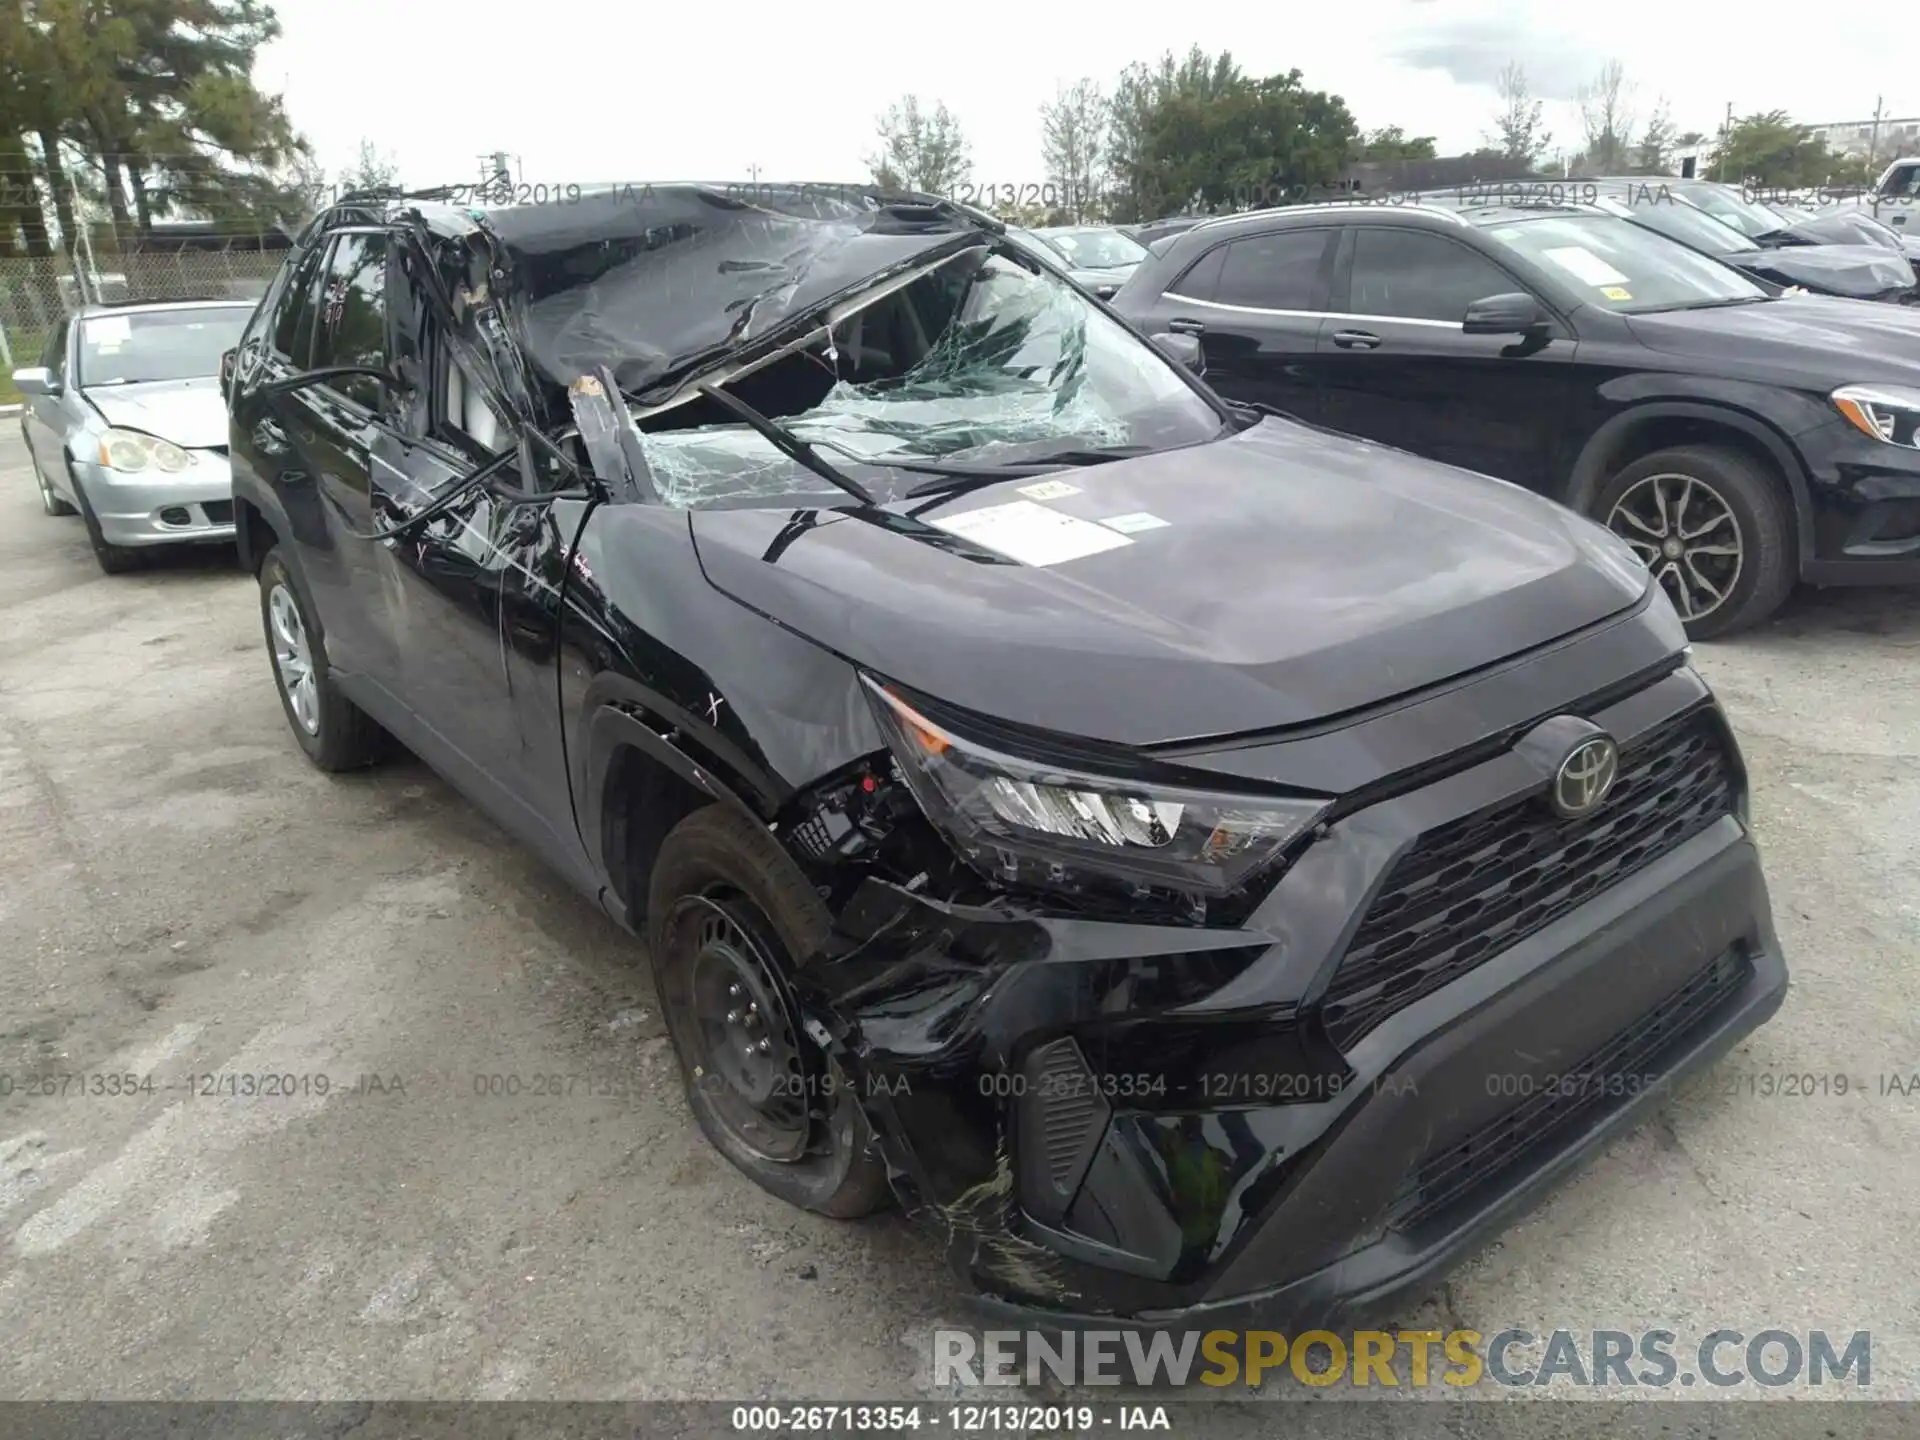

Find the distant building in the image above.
[
  {"left": 1339, "top": 154, "right": 1537, "bottom": 194},
  {"left": 1807, "top": 117, "right": 1920, "bottom": 160}
]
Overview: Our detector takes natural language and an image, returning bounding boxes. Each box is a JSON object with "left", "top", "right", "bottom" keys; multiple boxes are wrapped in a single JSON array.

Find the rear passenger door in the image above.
[
  {"left": 1145, "top": 227, "right": 1343, "bottom": 425},
  {"left": 1317, "top": 225, "right": 1574, "bottom": 488}
]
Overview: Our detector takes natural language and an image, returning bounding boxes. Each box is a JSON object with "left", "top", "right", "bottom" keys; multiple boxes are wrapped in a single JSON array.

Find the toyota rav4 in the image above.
[{"left": 225, "top": 183, "right": 1787, "bottom": 1333}]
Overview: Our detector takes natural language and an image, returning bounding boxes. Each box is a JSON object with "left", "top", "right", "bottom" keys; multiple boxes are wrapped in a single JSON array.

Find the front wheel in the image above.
[
  {"left": 647, "top": 805, "right": 892, "bottom": 1219},
  {"left": 257, "top": 546, "right": 386, "bottom": 771},
  {"left": 1596, "top": 445, "right": 1796, "bottom": 640},
  {"left": 27, "top": 434, "right": 76, "bottom": 516},
  {"left": 72, "top": 477, "right": 139, "bottom": 572}
]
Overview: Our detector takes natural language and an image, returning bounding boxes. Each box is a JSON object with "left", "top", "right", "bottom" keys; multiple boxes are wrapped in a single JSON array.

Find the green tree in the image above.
[
  {"left": 1354, "top": 126, "right": 1438, "bottom": 163},
  {"left": 1104, "top": 47, "right": 1243, "bottom": 222},
  {"left": 867, "top": 96, "right": 972, "bottom": 195},
  {"left": 3, "top": 0, "right": 309, "bottom": 249},
  {"left": 1719, "top": 111, "right": 1838, "bottom": 186},
  {"left": 1134, "top": 70, "right": 1356, "bottom": 216}
]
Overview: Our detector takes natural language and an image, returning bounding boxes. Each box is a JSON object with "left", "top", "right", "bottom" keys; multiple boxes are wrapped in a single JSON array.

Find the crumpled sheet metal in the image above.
[{"left": 489, "top": 185, "right": 972, "bottom": 401}]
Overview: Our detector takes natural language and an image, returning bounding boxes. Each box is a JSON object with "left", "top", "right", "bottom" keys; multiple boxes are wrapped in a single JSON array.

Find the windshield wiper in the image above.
[
  {"left": 901, "top": 446, "right": 1152, "bottom": 498},
  {"left": 694, "top": 383, "right": 878, "bottom": 506}
]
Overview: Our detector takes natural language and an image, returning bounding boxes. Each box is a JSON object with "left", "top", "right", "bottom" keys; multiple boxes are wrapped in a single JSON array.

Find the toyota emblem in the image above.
[{"left": 1551, "top": 736, "right": 1619, "bottom": 818}]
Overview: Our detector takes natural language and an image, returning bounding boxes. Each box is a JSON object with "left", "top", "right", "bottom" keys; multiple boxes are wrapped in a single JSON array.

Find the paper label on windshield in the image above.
[
  {"left": 1541, "top": 246, "right": 1630, "bottom": 287},
  {"left": 86, "top": 316, "right": 131, "bottom": 344},
  {"left": 1601, "top": 285, "right": 1632, "bottom": 301},
  {"left": 1098, "top": 512, "right": 1170, "bottom": 533},
  {"left": 1017, "top": 479, "right": 1081, "bottom": 501},
  {"left": 930, "top": 499, "right": 1133, "bottom": 566}
]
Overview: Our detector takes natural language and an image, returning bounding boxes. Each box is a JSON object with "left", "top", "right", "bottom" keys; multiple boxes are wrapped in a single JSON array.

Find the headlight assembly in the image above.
[
  {"left": 98, "top": 429, "right": 194, "bottom": 473},
  {"left": 862, "top": 677, "right": 1330, "bottom": 904},
  {"left": 1831, "top": 383, "right": 1920, "bottom": 446}
]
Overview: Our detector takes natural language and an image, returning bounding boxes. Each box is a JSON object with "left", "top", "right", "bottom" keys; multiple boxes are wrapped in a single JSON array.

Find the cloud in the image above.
[{"left": 1385, "top": 4, "right": 1607, "bottom": 101}]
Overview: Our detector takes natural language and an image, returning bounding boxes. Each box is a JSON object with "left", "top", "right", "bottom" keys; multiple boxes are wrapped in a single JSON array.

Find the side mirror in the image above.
[
  {"left": 1152, "top": 332, "right": 1204, "bottom": 374},
  {"left": 1462, "top": 293, "right": 1546, "bottom": 336},
  {"left": 11, "top": 366, "right": 57, "bottom": 397}
]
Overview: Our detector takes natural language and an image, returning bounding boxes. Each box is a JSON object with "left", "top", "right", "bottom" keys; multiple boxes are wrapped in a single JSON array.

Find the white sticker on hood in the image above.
[
  {"left": 85, "top": 315, "right": 131, "bottom": 344},
  {"left": 930, "top": 499, "right": 1133, "bottom": 566},
  {"left": 1097, "top": 512, "right": 1170, "bottom": 533},
  {"left": 1540, "top": 246, "right": 1630, "bottom": 288},
  {"left": 1017, "top": 479, "right": 1081, "bottom": 501}
]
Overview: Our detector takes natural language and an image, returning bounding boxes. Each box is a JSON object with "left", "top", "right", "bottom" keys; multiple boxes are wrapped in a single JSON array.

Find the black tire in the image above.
[
  {"left": 1594, "top": 444, "right": 1796, "bottom": 641},
  {"left": 24, "top": 431, "right": 76, "bottom": 516},
  {"left": 647, "top": 804, "right": 893, "bottom": 1219},
  {"left": 72, "top": 474, "right": 140, "bottom": 572},
  {"left": 257, "top": 546, "right": 386, "bottom": 771}
]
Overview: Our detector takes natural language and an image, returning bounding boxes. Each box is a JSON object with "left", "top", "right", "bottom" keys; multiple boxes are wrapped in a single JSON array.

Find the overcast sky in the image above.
[{"left": 260, "top": 1, "right": 1904, "bottom": 190}]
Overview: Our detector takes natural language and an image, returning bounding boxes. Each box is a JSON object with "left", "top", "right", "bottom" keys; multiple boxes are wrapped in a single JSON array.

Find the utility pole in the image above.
[
  {"left": 1868, "top": 95, "right": 1886, "bottom": 177},
  {"left": 747, "top": 162, "right": 762, "bottom": 187},
  {"left": 1718, "top": 101, "right": 1734, "bottom": 182},
  {"left": 477, "top": 151, "right": 516, "bottom": 195}
]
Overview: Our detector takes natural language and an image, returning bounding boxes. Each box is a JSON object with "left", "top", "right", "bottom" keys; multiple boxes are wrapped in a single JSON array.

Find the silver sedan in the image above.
[{"left": 15, "top": 299, "right": 252, "bottom": 573}]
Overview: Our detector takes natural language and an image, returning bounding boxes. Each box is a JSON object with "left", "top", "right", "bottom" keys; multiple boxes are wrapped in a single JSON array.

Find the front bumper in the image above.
[
  {"left": 75, "top": 452, "right": 236, "bottom": 546},
  {"left": 1799, "top": 416, "right": 1920, "bottom": 583},
  {"left": 816, "top": 662, "right": 1787, "bottom": 1327}
]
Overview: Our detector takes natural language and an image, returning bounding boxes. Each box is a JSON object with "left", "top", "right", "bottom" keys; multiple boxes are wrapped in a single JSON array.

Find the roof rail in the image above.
[{"left": 1187, "top": 200, "right": 1472, "bottom": 233}]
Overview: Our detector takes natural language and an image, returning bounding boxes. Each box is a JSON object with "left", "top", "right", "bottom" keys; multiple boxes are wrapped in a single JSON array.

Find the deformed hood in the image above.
[
  {"left": 687, "top": 420, "right": 1652, "bottom": 747},
  {"left": 1728, "top": 243, "right": 1914, "bottom": 297},
  {"left": 483, "top": 185, "right": 982, "bottom": 402},
  {"left": 81, "top": 377, "right": 228, "bottom": 449}
]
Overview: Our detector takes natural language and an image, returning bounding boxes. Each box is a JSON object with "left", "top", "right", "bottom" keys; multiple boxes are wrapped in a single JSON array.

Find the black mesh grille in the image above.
[
  {"left": 1033, "top": 1041, "right": 1105, "bottom": 1192},
  {"left": 1388, "top": 946, "right": 1751, "bottom": 1231},
  {"left": 201, "top": 500, "right": 234, "bottom": 524},
  {"left": 1322, "top": 707, "right": 1736, "bottom": 1050}
]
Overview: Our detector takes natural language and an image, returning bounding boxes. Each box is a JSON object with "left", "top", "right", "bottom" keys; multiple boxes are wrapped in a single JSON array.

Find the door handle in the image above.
[
  {"left": 1330, "top": 329, "right": 1382, "bottom": 350},
  {"left": 1166, "top": 317, "right": 1206, "bottom": 335}
]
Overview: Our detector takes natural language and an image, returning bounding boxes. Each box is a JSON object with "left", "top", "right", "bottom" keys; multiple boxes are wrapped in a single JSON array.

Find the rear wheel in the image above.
[
  {"left": 258, "top": 546, "right": 385, "bottom": 771},
  {"left": 1596, "top": 445, "right": 1795, "bottom": 640},
  {"left": 647, "top": 804, "right": 892, "bottom": 1218}
]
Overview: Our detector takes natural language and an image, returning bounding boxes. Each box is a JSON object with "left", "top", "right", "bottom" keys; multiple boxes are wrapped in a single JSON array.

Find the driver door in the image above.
[{"left": 370, "top": 275, "right": 591, "bottom": 877}]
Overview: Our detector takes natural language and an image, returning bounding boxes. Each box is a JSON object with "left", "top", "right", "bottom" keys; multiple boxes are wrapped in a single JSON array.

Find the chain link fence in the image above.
[{"left": 0, "top": 248, "right": 285, "bottom": 370}]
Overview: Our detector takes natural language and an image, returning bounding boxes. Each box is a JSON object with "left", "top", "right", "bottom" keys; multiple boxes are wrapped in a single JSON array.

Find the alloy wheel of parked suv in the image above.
[
  {"left": 647, "top": 806, "right": 891, "bottom": 1219},
  {"left": 1597, "top": 447, "right": 1796, "bottom": 639},
  {"left": 256, "top": 546, "right": 387, "bottom": 771}
]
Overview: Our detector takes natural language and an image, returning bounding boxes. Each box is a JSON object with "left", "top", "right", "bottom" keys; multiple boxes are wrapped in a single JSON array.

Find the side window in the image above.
[
  {"left": 1167, "top": 245, "right": 1226, "bottom": 302},
  {"left": 308, "top": 232, "right": 390, "bottom": 410},
  {"left": 41, "top": 319, "right": 69, "bottom": 379},
  {"left": 1212, "top": 230, "right": 1335, "bottom": 311},
  {"left": 1348, "top": 229, "right": 1518, "bottom": 323},
  {"left": 272, "top": 239, "right": 332, "bottom": 365}
]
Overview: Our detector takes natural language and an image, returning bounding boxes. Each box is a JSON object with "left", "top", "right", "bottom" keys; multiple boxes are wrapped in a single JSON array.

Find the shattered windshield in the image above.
[{"left": 634, "top": 246, "right": 1223, "bottom": 508}]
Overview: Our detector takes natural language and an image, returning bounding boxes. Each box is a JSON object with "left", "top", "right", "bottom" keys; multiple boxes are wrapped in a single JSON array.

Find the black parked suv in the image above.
[
  {"left": 1115, "top": 199, "right": 1920, "bottom": 637},
  {"left": 227, "top": 184, "right": 1785, "bottom": 1333}
]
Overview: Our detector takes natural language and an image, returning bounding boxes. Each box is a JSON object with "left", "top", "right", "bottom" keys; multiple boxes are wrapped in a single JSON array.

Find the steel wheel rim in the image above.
[
  {"left": 267, "top": 583, "right": 320, "bottom": 735},
  {"left": 674, "top": 894, "right": 814, "bottom": 1164},
  {"left": 1605, "top": 471, "right": 1744, "bottom": 623}
]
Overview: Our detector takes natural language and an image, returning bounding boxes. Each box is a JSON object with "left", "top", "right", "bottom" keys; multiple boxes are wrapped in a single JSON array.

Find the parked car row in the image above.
[
  {"left": 17, "top": 181, "right": 1792, "bottom": 1337},
  {"left": 1113, "top": 187, "right": 1920, "bottom": 637}
]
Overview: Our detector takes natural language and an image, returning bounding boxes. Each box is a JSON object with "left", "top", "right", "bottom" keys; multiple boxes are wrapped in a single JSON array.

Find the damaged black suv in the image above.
[{"left": 226, "top": 184, "right": 1786, "bottom": 1332}]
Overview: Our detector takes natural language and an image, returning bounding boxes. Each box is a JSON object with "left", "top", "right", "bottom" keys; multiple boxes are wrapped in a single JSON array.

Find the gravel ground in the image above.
[{"left": 0, "top": 428, "right": 1915, "bottom": 1410}]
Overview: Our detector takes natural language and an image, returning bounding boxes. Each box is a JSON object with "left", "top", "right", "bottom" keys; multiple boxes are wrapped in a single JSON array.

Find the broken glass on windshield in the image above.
[{"left": 630, "top": 247, "right": 1221, "bottom": 507}]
